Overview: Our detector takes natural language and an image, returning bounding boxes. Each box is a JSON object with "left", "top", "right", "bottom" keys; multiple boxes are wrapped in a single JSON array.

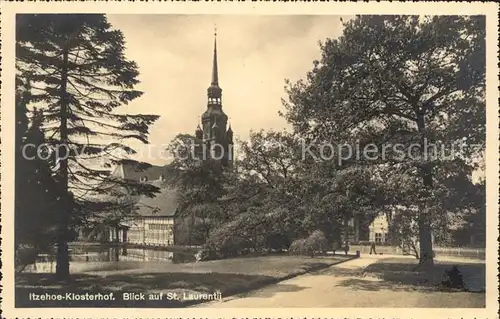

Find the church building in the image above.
[
  {"left": 108, "top": 31, "right": 232, "bottom": 247},
  {"left": 194, "top": 30, "right": 233, "bottom": 166}
]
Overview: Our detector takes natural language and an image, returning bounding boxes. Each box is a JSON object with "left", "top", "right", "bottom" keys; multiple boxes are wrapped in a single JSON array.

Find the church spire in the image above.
[
  {"left": 207, "top": 26, "right": 222, "bottom": 106},
  {"left": 211, "top": 27, "right": 219, "bottom": 86},
  {"left": 198, "top": 26, "right": 232, "bottom": 167}
]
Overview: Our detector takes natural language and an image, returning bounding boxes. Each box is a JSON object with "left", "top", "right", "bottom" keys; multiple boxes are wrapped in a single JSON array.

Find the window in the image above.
[
  {"left": 375, "top": 233, "right": 383, "bottom": 243},
  {"left": 140, "top": 176, "right": 148, "bottom": 182}
]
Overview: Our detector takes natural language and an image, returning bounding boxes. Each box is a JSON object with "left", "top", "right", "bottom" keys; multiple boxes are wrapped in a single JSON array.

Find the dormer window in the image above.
[{"left": 140, "top": 176, "right": 148, "bottom": 182}]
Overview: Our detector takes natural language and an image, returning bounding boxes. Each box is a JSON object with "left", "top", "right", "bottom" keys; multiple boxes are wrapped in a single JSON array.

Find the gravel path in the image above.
[{"left": 195, "top": 255, "right": 486, "bottom": 308}]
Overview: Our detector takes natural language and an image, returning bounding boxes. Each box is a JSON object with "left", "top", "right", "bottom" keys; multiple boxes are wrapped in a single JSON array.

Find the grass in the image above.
[
  {"left": 326, "top": 257, "right": 486, "bottom": 308},
  {"left": 16, "top": 254, "right": 354, "bottom": 307},
  {"left": 359, "top": 257, "right": 485, "bottom": 293}
]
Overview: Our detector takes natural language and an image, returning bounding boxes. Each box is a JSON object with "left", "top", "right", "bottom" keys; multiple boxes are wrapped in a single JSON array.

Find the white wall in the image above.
[{"left": 369, "top": 213, "right": 389, "bottom": 243}]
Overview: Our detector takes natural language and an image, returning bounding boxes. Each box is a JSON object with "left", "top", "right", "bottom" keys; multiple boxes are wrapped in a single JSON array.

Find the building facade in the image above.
[
  {"left": 107, "top": 164, "right": 181, "bottom": 246},
  {"left": 369, "top": 214, "right": 389, "bottom": 244}
]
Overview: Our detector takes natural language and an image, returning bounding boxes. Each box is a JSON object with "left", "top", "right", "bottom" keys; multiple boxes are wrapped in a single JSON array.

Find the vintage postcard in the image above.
[{"left": 1, "top": 1, "right": 498, "bottom": 318}]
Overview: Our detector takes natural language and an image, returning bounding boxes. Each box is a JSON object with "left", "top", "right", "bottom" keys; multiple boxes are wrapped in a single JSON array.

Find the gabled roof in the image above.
[
  {"left": 110, "top": 162, "right": 180, "bottom": 218},
  {"left": 135, "top": 180, "right": 179, "bottom": 218},
  {"left": 111, "top": 160, "right": 174, "bottom": 182}
]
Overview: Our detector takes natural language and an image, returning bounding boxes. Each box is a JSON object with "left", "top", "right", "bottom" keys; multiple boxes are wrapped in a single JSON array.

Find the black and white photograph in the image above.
[{"left": 1, "top": 2, "right": 498, "bottom": 317}]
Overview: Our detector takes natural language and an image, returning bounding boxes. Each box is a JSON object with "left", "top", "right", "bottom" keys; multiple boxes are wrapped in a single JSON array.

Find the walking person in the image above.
[
  {"left": 369, "top": 241, "right": 377, "bottom": 255},
  {"left": 344, "top": 241, "right": 349, "bottom": 255}
]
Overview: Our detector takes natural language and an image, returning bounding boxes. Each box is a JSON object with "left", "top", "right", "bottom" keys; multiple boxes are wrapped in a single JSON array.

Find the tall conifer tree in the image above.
[{"left": 16, "top": 14, "right": 159, "bottom": 279}]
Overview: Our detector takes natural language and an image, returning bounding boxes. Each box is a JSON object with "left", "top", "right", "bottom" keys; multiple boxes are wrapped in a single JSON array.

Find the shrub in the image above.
[
  {"left": 195, "top": 246, "right": 216, "bottom": 261},
  {"left": 307, "top": 230, "right": 328, "bottom": 255},
  {"left": 289, "top": 230, "right": 328, "bottom": 257},
  {"left": 200, "top": 212, "right": 265, "bottom": 260},
  {"left": 203, "top": 226, "right": 252, "bottom": 260},
  {"left": 289, "top": 238, "right": 312, "bottom": 256},
  {"left": 441, "top": 265, "right": 465, "bottom": 290}
]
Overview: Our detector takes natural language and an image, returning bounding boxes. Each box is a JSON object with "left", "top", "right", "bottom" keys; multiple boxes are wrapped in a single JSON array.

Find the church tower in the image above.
[{"left": 195, "top": 29, "right": 233, "bottom": 166}]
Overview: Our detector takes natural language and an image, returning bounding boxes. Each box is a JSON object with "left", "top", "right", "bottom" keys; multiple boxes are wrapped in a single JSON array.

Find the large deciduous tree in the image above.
[
  {"left": 283, "top": 15, "right": 485, "bottom": 267},
  {"left": 220, "top": 130, "right": 383, "bottom": 252},
  {"left": 164, "top": 133, "right": 233, "bottom": 244},
  {"left": 16, "top": 14, "right": 160, "bottom": 279}
]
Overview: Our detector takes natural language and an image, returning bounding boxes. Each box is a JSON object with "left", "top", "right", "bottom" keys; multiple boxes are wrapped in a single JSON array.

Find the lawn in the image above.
[
  {"left": 360, "top": 257, "right": 486, "bottom": 293},
  {"left": 15, "top": 254, "right": 353, "bottom": 307},
  {"left": 329, "top": 257, "right": 486, "bottom": 308}
]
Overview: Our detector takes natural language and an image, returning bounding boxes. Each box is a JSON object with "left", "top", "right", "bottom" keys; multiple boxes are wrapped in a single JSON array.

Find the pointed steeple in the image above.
[
  {"left": 195, "top": 125, "right": 203, "bottom": 139},
  {"left": 198, "top": 27, "right": 232, "bottom": 167},
  {"left": 226, "top": 120, "right": 233, "bottom": 145},
  {"left": 207, "top": 27, "right": 222, "bottom": 105},
  {"left": 211, "top": 27, "right": 219, "bottom": 86}
]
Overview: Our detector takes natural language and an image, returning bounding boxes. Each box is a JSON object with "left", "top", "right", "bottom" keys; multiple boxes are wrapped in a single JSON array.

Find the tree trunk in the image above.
[
  {"left": 416, "top": 113, "right": 434, "bottom": 268},
  {"left": 418, "top": 210, "right": 433, "bottom": 267},
  {"left": 354, "top": 215, "right": 360, "bottom": 243},
  {"left": 332, "top": 221, "right": 342, "bottom": 244},
  {"left": 55, "top": 48, "right": 70, "bottom": 280},
  {"left": 190, "top": 211, "right": 195, "bottom": 246},
  {"left": 343, "top": 215, "right": 350, "bottom": 243}
]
